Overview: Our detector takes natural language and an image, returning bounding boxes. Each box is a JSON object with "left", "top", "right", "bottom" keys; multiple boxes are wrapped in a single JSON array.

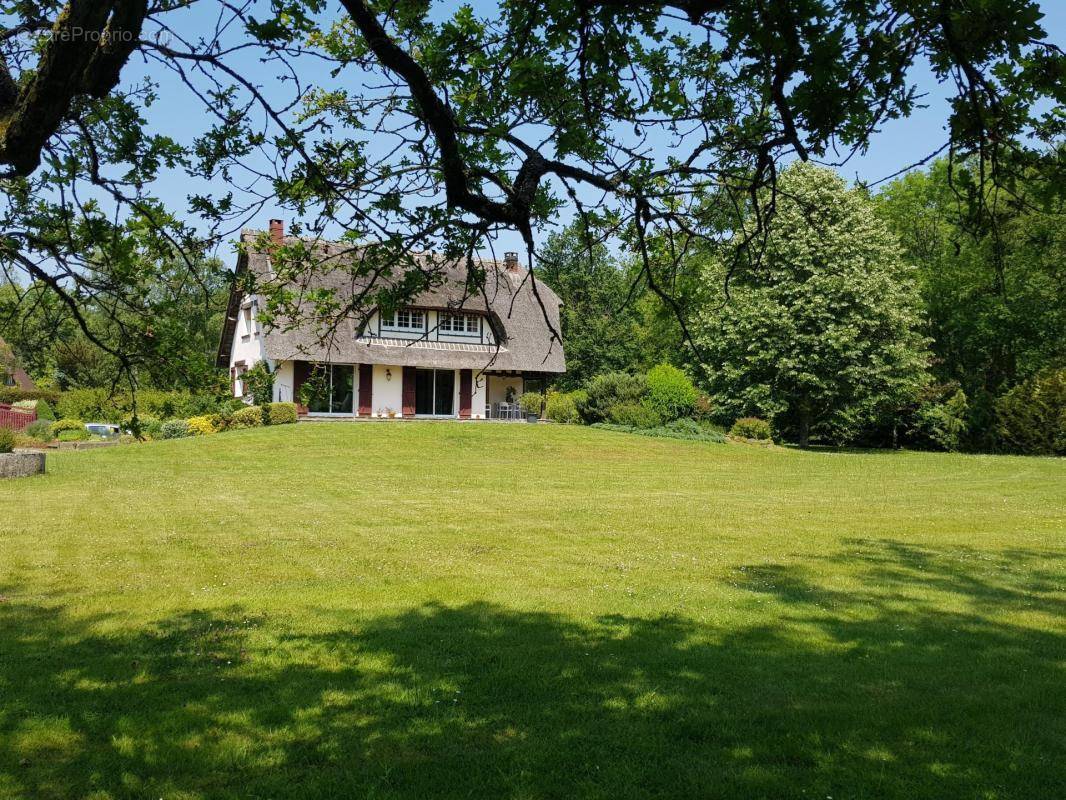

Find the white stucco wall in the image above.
[
  {"left": 471, "top": 371, "right": 488, "bottom": 419},
  {"left": 371, "top": 364, "right": 404, "bottom": 417},
  {"left": 273, "top": 359, "right": 294, "bottom": 403},
  {"left": 228, "top": 298, "right": 267, "bottom": 396},
  {"left": 488, "top": 374, "right": 525, "bottom": 406}
]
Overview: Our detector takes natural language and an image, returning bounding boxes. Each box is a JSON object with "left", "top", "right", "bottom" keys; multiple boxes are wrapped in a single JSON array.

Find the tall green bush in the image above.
[
  {"left": 518, "top": 392, "right": 544, "bottom": 416},
  {"left": 912, "top": 389, "right": 970, "bottom": 452},
  {"left": 645, "top": 363, "right": 698, "bottom": 421},
  {"left": 995, "top": 369, "right": 1066, "bottom": 455},
  {"left": 544, "top": 391, "right": 581, "bottom": 424},
  {"left": 579, "top": 372, "right": 647, "bottom": 424},
  {"left": 0, "top": 427, "right": 16, "bottom": 453}
]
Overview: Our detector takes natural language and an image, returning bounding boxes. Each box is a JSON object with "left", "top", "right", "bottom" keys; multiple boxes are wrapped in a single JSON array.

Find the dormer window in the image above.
[
  {"left": 439, "top": 312, "right": 480, "bottom": 334},
  {"left": 382, "top": 308, "right": 425, "bottom": 331}
]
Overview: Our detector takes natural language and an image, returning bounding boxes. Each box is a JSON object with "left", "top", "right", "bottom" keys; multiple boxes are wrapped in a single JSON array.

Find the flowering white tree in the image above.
[{"left": 697, "top": 163, "right": 930, "bottom": 446}]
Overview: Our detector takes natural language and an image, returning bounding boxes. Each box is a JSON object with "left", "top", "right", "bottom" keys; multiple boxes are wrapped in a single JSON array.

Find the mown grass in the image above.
[{"left": 1, "top": 422, "right": 1063, "bottom": 799}]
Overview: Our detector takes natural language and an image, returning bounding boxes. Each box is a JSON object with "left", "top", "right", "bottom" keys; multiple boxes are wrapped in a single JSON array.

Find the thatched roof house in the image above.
[{"left": 218, "top": 222, "right": 565, "bottom": 419}]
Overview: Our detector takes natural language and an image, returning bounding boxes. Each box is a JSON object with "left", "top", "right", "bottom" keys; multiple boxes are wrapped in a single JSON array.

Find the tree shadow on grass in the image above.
[{"left": 1, "top": 540, "right": 1063, "bottom": 799}]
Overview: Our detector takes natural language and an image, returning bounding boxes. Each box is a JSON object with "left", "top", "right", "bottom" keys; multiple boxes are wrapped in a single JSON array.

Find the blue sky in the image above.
[{"left": 126, "top": 1, "right": 1066, "bottom": 261}]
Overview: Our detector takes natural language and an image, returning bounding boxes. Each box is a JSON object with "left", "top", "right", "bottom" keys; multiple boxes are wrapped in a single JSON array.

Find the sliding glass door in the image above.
[
  {"left": 414, "top": 368, "right": 455, "bottom": 416},
  {"left": 307, "top": 364, "right": 354, "bottom": 415}
]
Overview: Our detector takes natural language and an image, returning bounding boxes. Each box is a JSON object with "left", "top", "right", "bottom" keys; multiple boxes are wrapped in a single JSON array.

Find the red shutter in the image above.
[
  {"left": 401, "top": 367, "right": 416, "bottom": 417},
  {"left": 293, "top": 360, "right": 310, "bottom": 415},
  {"left": 459, "top": 369, "right": 472, "bottom": 419},
  {"left": 358, "top": 364, "right": 373, "bottom": 416}
]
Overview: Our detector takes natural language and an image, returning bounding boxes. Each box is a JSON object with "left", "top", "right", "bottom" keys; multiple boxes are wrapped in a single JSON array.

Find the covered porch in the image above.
[{"left": 272, "top": 360, "right": 550, "bottom": 420}]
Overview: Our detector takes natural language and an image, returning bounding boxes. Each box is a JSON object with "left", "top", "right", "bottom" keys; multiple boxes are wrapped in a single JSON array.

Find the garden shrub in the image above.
[
  {"left": 56, "top": 389, "right": 223, "bottom": 424},
  {"left": 579, "top": 372, "right": 647, "bottom": 423},
  {"left": 268, "top": 402, "right": 298, "bottom": 425},
  {"left": 57, "top": 428, "right": 90, "bottom": 442},
  {"left": 608, "top": 402, "right": 662, "bottom": 429},
  {"left": 56, "top": 389, "right": 120, "bottom": 422},
  {"left": 51, "top": 418, "right": 86, "bottom": 437},
  {"left": 518, "top": 392, "right": 544, "bottom": 416},
  {"left": 730, "top": 416, "right": 773, "bottom": 441},
  {"left": 35, "top": 398, "right": 54, "bottom": 420},
  {"left": 159, "top": 419, "right": 190, "bottom": 439},
  {"left": 645, "top": 363, "right": 698, "bottom": 421},
  {"left": 123, "top": 415, "right": 163, "bottom": 439},
  {"left": 186, "top": 414, "right": 224, "bottom": 436},
  {"left": 24, "top": 419, "right": 54, "bottom": 442},
  {"left": 544, "top": 390, "right": 581, "bottom": 424},
  {"left": 693, "top": 394, "right": 714, "bottom": 422},
  {"left": 995, "top": 369, "right": 1066, "bottom": 455},
  {"left": 912, "top": 389, "right": 970, "bottom": 452},
  {"left": 592, "top": 422, "right": 727, "bottom": 443},
  {"left": 241, "top": 362, "right": 275, "bottom": 406},
  {"left": 0, "top": 427, "right": 15, "bottom": 453},
  {"left": 230, "top": 405, "right": 264, "bottom": 429}
]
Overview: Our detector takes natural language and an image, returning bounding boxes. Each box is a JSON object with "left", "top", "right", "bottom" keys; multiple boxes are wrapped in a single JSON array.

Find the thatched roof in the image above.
[
  {"left": 0, "top": 336, "right": 35, "bottom": 390},
  {"left": 217, "top": 231, "right": 566, "bottom": 373}
]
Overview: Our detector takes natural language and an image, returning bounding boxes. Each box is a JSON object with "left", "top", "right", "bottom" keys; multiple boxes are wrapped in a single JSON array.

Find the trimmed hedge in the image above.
[
  {"left": 0, "top": 387, "right": 60, "bottom": 405},
  {"left": 230, "top": 405, "right": 264, "bottom": 429},
  {"left": 730, "top": 417, "right": 773, "bottom": 441},
  {"left": 51, "top": 418, "right": 86, "bottom": 437},
  {"left": 268, "top": 402, "right": 298, "bottom": 425},
  {"left": 160, "top": 420, "right": 190, "bottom": 439}
]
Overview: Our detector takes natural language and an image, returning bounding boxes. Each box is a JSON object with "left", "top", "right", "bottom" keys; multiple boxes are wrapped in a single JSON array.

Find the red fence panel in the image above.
[{"left": 0, "top": 403, "right": 37, "bottom": 431}]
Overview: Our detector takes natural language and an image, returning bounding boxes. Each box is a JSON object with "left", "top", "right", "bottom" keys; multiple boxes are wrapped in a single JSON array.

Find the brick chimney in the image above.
[
  {"left": 269, "top": 218, "right": 284, "bottom": 245},
  {"left": 503, "top": 251, "right": 519, "bottom": 272}
]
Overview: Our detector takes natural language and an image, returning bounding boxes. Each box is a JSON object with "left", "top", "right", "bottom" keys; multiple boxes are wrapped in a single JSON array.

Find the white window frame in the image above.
[
  {"left": 439, "top": 312, "right": 480, "bottom": 335},
  {"left": 381, "top": 308, "right": 426, "bottom": 332}
]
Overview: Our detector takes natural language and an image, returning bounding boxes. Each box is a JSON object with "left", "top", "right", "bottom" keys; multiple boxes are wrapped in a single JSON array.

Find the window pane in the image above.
[
  {"left": 331, "top": 365, "right": 354, "bottom": 413},
  {"left": 435, "top": 369, "right": 455, "bottom": 415}
]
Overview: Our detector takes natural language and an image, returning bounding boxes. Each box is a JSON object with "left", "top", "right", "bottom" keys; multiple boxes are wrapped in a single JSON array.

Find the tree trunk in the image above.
[{"left": 797, "top": 406, "right": 812, "bottom": 448}]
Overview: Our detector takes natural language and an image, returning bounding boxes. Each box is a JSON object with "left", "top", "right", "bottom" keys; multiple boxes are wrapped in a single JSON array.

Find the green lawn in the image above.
[{"left": 1, "top": 423, "right": 1064, "bottom": 799}]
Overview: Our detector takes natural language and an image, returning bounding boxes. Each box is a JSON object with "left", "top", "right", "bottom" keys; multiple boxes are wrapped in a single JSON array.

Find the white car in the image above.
[{"left": 85, "top": 423, "right": 120, "bottom": 439}]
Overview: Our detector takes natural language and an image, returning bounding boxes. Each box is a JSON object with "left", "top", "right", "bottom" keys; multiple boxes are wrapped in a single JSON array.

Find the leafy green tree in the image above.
[
  {"left": 697, "top": 163, "right": 930, "bottom": 446},
  {"left": 535, "top": 226, "right": 643, "bottom": 390},
  {"left": 0, "top": 226, "right": 228, "bottom": 393},
  {"left": 875, "top": 159, "right": 1066, "bottom": 447}
]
